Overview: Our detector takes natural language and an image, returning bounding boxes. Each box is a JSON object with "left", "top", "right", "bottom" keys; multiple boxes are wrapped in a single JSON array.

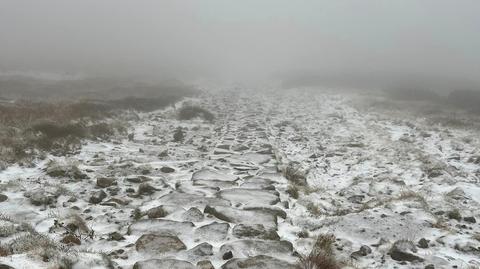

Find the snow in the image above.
[{"left": 1, "top": 88, "right": 479, "bottom": 268}]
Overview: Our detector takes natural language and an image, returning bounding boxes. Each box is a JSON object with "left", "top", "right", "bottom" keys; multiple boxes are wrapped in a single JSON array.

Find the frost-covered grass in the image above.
[{"left": 0, "top": 88, "right": 193, "bottom": 165}]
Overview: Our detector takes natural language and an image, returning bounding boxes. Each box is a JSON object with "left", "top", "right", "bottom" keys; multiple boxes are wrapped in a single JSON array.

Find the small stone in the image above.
[
  {"left": 158, "top": 150, "right": 169, "bottom": 158},
  {"left": 425, "top": 264, "right": 435, "bottom": 269},
  {"left": 351, "top": 245, "right": 372, "bottom": 258},
  {"left": 160, "top": 166, "right": 175, "bottom": 173},
  {"left": 0, "top": 194, "right": 8, "bottom": 203},
  {"left": 197, "top": 260, "right": 215, "bottom": 269},
  {"left": 348, "top": 195, "right": 365, "bottom": 204},
  {"left": 65, "top": 223, "right": 78, "bottom": 233},
  {"left": 126, "top": 188, "right": 135, "bottom": 193},
  {"left": 447, "top": 209, "right": 462, "bottom": 221},
  {"left": 222, "top": 250, "right": 233, "bottom": 260},
  {"left": 138, "top": 183, "right": 157, "bottom": 196},
  {"left": 417, "top": 238, "right": 429, "bottom": 249},
  {"left": 109, "top": 232, "right": 125, "bottom": 241},
  {"left": 126, "top": 176, "right": 151, "bottom": 183},
  {"left": 61, "top": 234, "right": 81, "bottom": 245},
  {"left": 297, "top": 230, "right": 309, "bottom": 238},
  {"left": 389, "top": 240, "right": 424, "bottom": 262},
  {"left": 359, "top": 245, "right": 372, "bottom": 255},
  {"left": 146, "top": 206, "right": 168, "bottom": 219},
  {"left": 89, "top": 190, "right": 107, "bottom": 204},
  {"left": 190, "top": 242, "right": 213, "bottom": 257},
  {"left": 96, "top": 177, "right": 116, "bottom": 188},
  {"left": 463, "top": 216, "right": 476, "bottom": 223},
  {"left": 0, "top": 264, "right": 15, "bottom": 269}
]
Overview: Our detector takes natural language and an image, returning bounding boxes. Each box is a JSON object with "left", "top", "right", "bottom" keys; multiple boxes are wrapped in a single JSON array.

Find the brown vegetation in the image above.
[
  {"left": 297, "top": 234, "right": 340, "bottom": 269},
  {"left": 0, "top": 85, "right": 193, "bottom": 165}
]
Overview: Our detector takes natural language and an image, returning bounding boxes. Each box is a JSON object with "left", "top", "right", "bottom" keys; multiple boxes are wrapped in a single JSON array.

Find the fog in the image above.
[{"left": 1, "top": 0, "right": 480, "bottom": 90}]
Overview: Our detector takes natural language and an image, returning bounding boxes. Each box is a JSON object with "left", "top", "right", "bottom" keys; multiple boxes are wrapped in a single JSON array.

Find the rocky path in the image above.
[{"left": 0, "top": 89, "right": 479, "bottom": 269}]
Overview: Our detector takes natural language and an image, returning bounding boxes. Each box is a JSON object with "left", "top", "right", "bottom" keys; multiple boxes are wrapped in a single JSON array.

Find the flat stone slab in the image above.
[
  {"left": 220, "top": 255, "right": 297, "bottom": 269},
  {"left": 217, "top": 188, "right": 280, "bottom": 206},
  {"left": 240, "top": 177, "right": 275, "bottom": 190},
  {"left": 220, "top": 239, "right": 294, "bottom": 258},
  {"left": 133, "top": 259, "right": 195, "bottom": 269},
  {"left": 194, "top": 221, "right": 230, "bottom": 241},
  {"left": 236, "top": 153, "right": 272, "bottom": 164},
  {"left": 128, "top": 219, "right": 194, "bottom": 235},
  {"left": 192, "top": 168, "right": 238, "bottom": 182},
  {"left": 204, "top": 206, "right": 277, "bottom": 229},
  {"left": 193, "top": 179, "right": 238, "bottom": 189},
  {"left": 135, "top": 234, "right": 186, "bottom": 255},
  {"left": 158, "top": 192, "right": 231, "bottom": 207}
]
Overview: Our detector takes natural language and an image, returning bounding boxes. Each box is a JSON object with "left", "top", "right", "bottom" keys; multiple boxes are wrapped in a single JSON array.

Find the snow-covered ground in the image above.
[{"left": 0, "top": 89, "right": 479, "bottom": 269}]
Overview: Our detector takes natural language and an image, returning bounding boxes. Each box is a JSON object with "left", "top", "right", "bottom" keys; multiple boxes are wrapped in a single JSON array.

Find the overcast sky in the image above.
[{"left": 1, "top": 0, "right": 479, "bottom": 89}]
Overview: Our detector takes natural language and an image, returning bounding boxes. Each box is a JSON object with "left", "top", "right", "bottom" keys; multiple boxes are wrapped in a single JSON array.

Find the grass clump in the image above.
[
  {"left": 287, "top": 184, "right": 300, "bottom": 199},
  {"left": 297, "top": 234, "right": 340, "bottom": 269},
  {"left": 306, "top": 202, "right": 322, "bottom": 216}
]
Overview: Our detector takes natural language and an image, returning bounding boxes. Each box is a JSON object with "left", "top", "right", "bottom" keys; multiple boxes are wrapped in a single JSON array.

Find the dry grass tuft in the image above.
[
  {"left": 287, "top": 184, "right": 300, "bottom": 199},
  {"left": 297, "top": 234, "right": 340, "bottom": 269}
]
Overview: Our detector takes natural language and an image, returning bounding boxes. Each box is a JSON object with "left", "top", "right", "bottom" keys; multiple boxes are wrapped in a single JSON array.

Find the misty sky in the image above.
[{"left": 1, "top": 0, "right": 479, "bottom": 88}]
